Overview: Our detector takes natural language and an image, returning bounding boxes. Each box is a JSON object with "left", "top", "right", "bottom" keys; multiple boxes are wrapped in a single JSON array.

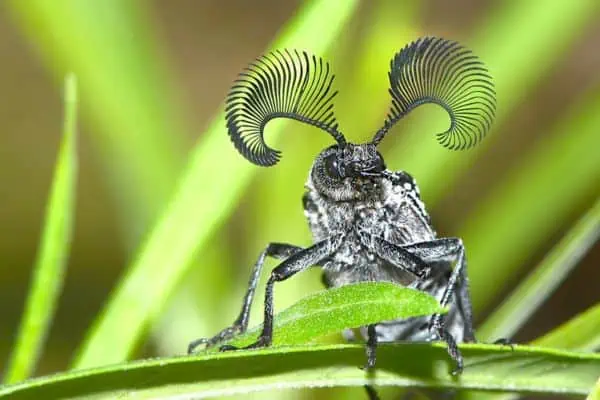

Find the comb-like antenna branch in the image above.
[
  {"left": 226, "top": 50, "right": 345, "bottom": 167},
  {"left": 372, "top": 37, "right": 496, "bottom": 150}
]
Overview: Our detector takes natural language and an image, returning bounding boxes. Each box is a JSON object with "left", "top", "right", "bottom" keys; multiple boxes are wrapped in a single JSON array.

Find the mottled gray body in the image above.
[{"left": 303, "top": 166, "right": 470, "bottom": 344}]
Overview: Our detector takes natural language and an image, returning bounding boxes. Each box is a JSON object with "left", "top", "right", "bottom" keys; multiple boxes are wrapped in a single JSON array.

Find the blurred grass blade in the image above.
[
  {"left": 3, "top": 74, "right": 78, "bottom": 384},
  {"left": 2, "top": 344, "right": 600, "bottom": 399},
  {"left": 72, "top": 0, "right": 360, "bottom": 369},
  {"left": 7, "top": 0, "right": 186, "bottom": 239},
  {"left": 204, "top": 282, "right": 445, "bottom": 349},
  {"left": 477, "top": 199, "right": 600, "bottom": 341},
  {"left": 533, "top": 303, "right": 600, "bottom": 351},
  {"left": 463, "top": 86, "right": 600, "bottom": 314},
  {"left": 386, "top": 0, "right": 599, "bottom": 201}
]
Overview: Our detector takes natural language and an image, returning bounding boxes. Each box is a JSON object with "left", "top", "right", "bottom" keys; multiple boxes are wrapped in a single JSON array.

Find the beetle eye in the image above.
[{"left": 324, "top": 154, "right": 344, "bottom": 180}]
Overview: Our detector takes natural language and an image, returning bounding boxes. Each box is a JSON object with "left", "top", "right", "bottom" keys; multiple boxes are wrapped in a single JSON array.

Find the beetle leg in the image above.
[
  {"left": 219, "top": 235, "right": 344, "bottom": 351},
  {"left": 188, "top": 242, "right": 306, "bottom": 354}
]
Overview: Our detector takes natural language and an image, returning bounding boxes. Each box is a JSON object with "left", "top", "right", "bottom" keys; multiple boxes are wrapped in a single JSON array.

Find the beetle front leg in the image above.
[
  {"left": 187, "top": 242, "right": 305, "bottom": 354},
  {"left": 221, "top": 235, "right": 343, "bottom": 351}
]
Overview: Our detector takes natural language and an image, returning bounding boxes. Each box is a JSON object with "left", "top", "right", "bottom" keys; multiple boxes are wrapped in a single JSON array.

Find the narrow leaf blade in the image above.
[
  {"left": 1, "top": 344, "right": 598, "bottom": 399},
  {"left": 3, "top": 74, "right": 78, "bottom": 383}
]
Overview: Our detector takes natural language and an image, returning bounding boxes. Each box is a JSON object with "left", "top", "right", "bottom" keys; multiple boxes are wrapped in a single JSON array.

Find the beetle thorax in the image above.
[{"left": 303, "top": 170, "right": 434, "bottom": 246}]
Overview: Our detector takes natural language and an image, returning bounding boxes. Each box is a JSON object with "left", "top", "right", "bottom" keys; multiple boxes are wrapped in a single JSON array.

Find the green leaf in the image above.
[
  {"left": 3, "top": 74, "right": 78, "bottom": 384},
  {"left": 1, "top": 344, "right": 598, "bottom": 399},
  {"left": 72, "top": 0, "right": 361, "bottom": 370},
  {"left": 202, "top": 282, "right": 446, "bottom": 349},
  {"left": 477, "top": 198, "right": 600, "bottom": 341}
]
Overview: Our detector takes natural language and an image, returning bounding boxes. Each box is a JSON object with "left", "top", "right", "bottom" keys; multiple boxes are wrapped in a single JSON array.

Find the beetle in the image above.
[{"left": 188, "top": 36, "right": 496, "bottom": 379}]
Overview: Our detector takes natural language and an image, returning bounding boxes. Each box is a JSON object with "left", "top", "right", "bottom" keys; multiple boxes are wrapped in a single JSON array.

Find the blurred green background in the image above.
[{"left": 0, "top": 0, "right": 598, "bottom": 398}]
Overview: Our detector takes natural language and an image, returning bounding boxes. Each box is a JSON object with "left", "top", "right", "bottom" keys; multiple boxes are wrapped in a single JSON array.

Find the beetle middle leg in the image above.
[
  {"left": 360, "top": 232, "right": 472, "bottom": 373},
  {"left": 401, "top": 237, "right": 472, "bottom": 374},
  {"left": 401, "top": 238, "right": 474, "bottom": 339},
  {"left": 407, "top": 240, "right": 513, "bottom": 350}
]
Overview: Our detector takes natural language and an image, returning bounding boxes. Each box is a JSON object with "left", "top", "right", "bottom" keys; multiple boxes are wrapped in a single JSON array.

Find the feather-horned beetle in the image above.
[{"left": 189, "top": 37, "right": 496, "bottom": 382}]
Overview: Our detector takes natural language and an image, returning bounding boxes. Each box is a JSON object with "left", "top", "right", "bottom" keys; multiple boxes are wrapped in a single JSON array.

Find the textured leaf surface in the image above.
[
  {"left": 1, "top": 344, "right": 598, "bottom": 399},
  {"left": 212, "top": 282, "right": 445, "bottom": 348}
]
